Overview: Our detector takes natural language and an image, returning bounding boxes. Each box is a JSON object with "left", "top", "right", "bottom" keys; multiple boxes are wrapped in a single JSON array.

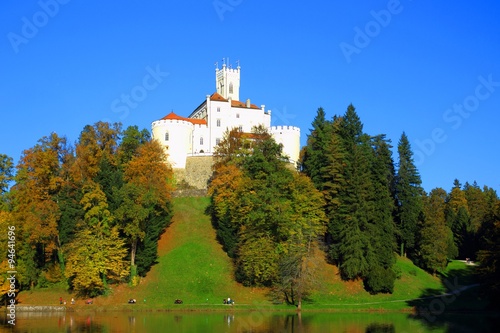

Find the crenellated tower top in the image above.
[{"left": 215, "top": 59, "right": 240, "bottom": 101}]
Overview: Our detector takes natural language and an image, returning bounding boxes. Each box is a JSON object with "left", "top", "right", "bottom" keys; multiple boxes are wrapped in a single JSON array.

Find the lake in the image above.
[{"left": 1, "top": 310, "right": 498, "bottom": 332}]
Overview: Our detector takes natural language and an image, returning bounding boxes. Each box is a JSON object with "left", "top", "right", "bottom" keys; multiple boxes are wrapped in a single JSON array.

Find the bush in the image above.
[{"left": 364, "top": 266, "right": 396, "bottom": 294}]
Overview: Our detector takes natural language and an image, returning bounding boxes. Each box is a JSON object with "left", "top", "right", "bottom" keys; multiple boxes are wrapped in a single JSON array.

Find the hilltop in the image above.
[{"left": 16, "top": 196, "right": 483, "bottom": 312}]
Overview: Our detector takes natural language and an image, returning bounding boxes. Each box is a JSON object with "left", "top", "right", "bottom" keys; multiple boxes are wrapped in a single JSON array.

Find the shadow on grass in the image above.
[{"left": 406, "top": 265, "right": 500, "bottom": 332}]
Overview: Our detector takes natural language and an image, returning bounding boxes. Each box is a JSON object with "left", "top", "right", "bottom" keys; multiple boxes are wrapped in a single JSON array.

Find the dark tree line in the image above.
[{"left": 300, "top": 105, "right": 500, "bottom": 293}]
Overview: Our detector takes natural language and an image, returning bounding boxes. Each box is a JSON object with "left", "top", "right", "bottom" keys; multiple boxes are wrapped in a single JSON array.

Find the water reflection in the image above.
[
  {"left": 365, "top": 323, "right": 395, "bottom": 333},
  {"left": 0, "top": 310, "right": 497, "bottom": 332}
]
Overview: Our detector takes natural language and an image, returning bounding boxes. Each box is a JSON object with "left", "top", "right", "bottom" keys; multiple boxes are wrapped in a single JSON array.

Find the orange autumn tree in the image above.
[
  {"left": 115, "top": 139, "right": 174, "bottom": 280},
  {"left": 208, "top": 163, "right": 248, "bottom": 258},
  {"left": 70, "top": 122, "right": 121, "bottom": 184},
  {"left": 12, "top": 133, "right": 68, "bottom": 288}
]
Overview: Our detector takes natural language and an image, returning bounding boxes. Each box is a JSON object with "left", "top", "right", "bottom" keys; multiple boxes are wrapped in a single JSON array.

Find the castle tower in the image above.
[
  {"left": 270, "top": 125, "right": 301, "bottom": 165},
  {"left": 215, "top": 62, "right": 240, "bottom": 100}
]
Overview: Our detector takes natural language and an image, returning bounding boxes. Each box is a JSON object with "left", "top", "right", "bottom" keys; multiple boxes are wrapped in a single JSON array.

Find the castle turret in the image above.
[
  {"left": 152, "top": 112, "right": 197, "bottom": 169},
  {"left": 215, "top": 62, "right": 240, "bottom": 101},
  {"left": 270, "top": 125, "right": 301, "bottom": 165}
]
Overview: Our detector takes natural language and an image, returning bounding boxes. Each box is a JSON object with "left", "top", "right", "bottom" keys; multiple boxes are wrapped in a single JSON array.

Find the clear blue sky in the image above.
[{"left": 1, "top": 0, "right": 499, "bottom": 193}]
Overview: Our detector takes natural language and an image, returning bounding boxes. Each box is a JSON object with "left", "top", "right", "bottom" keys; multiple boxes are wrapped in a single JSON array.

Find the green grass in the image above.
[
  {"left": 16, "top": 196, "right": 486, "bottom": 313},
  {"left": 306, "top": 256, "right": 444, "bottom": 311},
  {"left": 124, "top": 196, "right": 271, "bottom": 309}
]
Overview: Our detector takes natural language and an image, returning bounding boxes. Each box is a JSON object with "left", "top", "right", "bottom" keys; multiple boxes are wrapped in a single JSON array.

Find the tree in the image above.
[
  {"left": 0, "top": 154, "right": 14, "bottom": 209},
  {"left": 208, "top": 163, "right": 247, "bottom": 258},
  {"left": 273, "top": 173, "right": 326, "bottom": 309},
  {"left": 212, "top": 128, "right": 253, "bottom": 170},
  {"left": 299, "top": 107, "right": 332, "bottom": 189},
  {"left": 476, "top": 200, "right": 500, "bottom": 300},
  {"left": 323, "top": 106, "right": 372, "bottom": 280},
  {"left": 116, "top": 140, "right": 174, "bottom": 278},
  {"left": 363, "top": 135, "right": 397, "bottom": 293},
  {"left": 117, "top": 125, "right": 151, "bottom": 165},
  {"left": 419, "top": 188, "right": 452, "bottom": 274},
  {"left": 64, "top": 183, "right": 128, "bottom": 296},
  {"left": 210, "top": 127, "right": 326, "bottom": 304},
  {"left": 11, "top": 133, "right": 67, "bottom": 287},
  {"left": 64, "top": 226, "right": 129, "bottom": 296},
  {"left": 71, "top": 122, "right": 121, "bottom": 184},
  {"left": 395, "top": 132, "right": 423, "bottom": 258}
]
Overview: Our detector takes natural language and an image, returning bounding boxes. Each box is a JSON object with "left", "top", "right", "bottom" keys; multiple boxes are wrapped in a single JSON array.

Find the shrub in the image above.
[{"left": 364, "top": 266, "right": 396, "bottom": 294}]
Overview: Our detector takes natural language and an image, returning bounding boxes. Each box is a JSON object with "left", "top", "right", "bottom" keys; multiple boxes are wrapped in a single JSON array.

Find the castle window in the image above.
[
  {"left": 217, "top": 107, "right": 220, "bottom": 112},
  {"left": 217, "top": 119, "right": 221, "bottom": 127},
  {"left": 236, "top": 113, "right": 240, "bottom": 118},
  {"left": 200, "top": 137, "right": 204, "bottom": 145},
  {"left": 238, "top": 125, "right": 243, "bottom": 132},
  {"left": 229, "top": 82, "right": 233, "bottom": 94},
  {"left": 216, "top": 138, "right": 221, "bottom": 145},
  {"left": 165, "top": 132, "right": 169, "bottom": 141}
]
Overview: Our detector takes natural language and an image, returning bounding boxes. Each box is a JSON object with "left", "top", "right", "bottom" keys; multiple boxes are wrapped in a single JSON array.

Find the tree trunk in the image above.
[{"left": 131, "top": 238, "right": 137, "bottom": 267}]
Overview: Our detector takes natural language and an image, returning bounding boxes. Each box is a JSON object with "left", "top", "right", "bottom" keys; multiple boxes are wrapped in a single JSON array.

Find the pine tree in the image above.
[
  {"left": 300, "top": 107, "right": 332, "bottom": 190},
  {"left": 476, "top": 198, "right": 500, "bottom": 299},
  {"left": 364, "top": 135, "right": 397, "bottom": 293},
  {"left": 0, "top": 154, "right": 14, "bottom": 208},
  {"left": 395, "top": 132, "right": 423, "bottom": 258},
  {"left": 323, "top": 105, "right": 372, "bottom": 280}
]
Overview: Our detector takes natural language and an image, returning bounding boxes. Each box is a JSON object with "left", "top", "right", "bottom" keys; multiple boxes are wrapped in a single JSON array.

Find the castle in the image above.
[{"left": 151, "top": 62, "right": 301, "bottom": 189}]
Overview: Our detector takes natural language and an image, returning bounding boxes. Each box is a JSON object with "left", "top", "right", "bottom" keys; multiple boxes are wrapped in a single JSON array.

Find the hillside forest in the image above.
[{"left": 0, "top": 105, "right": 499, "bottom": 307}]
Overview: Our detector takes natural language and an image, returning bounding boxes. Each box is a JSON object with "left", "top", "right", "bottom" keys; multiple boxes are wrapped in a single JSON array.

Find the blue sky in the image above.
[{"left": 1, "top": 0, "right": 499, "bottom": 193}]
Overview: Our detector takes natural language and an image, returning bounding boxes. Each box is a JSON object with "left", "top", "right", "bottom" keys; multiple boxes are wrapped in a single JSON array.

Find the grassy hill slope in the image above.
[{"left": 17, "top": 196, "right": 481, "bottom": 311}]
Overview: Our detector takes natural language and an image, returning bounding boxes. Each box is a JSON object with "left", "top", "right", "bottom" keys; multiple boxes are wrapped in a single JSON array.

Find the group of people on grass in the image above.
[
  {"left": 59, "top": 297, "right": 89, "bottom": 305},
  {"left": 61, "top": 296, "right": 236, "bottom": 305},
  {"left": 223, "top": 297, "right": 234, "bottom": 305}
]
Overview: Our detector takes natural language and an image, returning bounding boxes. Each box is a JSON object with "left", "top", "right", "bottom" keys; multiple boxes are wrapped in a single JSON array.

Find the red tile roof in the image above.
[
  {"left": 160, "top": 111, "right": 207, "bottom": 125},
  {"left": 210, "top": 92, "right": 227, "bottom": 101},
  {"left": 230, "top": 100, "right": 260, "bottom": 109},
  {"left": 210, "top": 92, "right": 260, "bottom": 109}
]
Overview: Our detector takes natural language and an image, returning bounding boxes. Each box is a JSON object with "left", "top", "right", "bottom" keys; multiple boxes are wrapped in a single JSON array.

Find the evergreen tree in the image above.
[
  {"left": 94, "top": 155, "right": 123, "bottom": 212},
  {"left": 476, "top": 200, "right": 500, "bottom": 300},
  {"left": 323, "top": 105, "right": 373, "bottom": 280},
  {"left": 0, "top": 154, "right": 14, "bottom": 209},
  {"left": 364, "top": 135, "right": 397, "bottom": 293},
  {"left": 300, "top": 107, "right": 332, "bottom": 190},
  {"left": 117, "top": 125, "right": 151, "bottom": 165},
  {"left": 395, "top": 132, "right": 423, "bottom": 258}
]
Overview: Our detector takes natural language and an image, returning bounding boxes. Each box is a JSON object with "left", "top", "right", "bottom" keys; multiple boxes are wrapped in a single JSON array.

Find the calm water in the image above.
[{"left": 1, "top": 310, "right": 498, "bottom": 332}]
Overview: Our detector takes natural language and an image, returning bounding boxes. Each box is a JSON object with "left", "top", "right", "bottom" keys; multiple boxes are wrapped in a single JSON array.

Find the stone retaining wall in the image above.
[
  {"left": 12, "top": 305, "right": 66, "bottom": 312},
  {"left": 173, "top": 156, "right": 214, "bottom": 190}
]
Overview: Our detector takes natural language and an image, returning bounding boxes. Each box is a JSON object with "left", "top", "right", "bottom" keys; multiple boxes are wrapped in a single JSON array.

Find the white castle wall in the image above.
[
  {"left": 270, "top": 125, "right": 301, "bottom": 164},
  {"left": 208, "top": 100, "right": 272, "bottom": 149},
  {"left": 192, "top": 124, "right": 210, "bottom": 154},
  {"left": 152, "top": 119, "right": 193, "bottom": 169},
  {"left": 151, "top": 65, "right": 301, "bottom": 185}
]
